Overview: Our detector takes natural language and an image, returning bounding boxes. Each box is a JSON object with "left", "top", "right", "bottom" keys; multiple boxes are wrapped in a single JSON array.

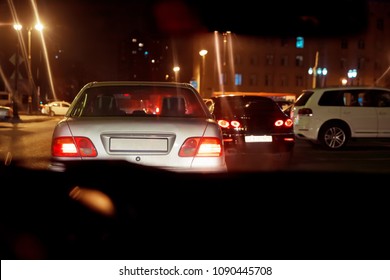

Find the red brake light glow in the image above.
[
  {"left": 230, "top": 120, "right": 241, "bottom": 128},
  {"left": 52, "top": 137, "right": 97, "bottom": 157},
  {"left": 275, "top": 118, "right": 294, "bottom": 128},
  {"left": 284, "top": 119, "right": 293, "bottom": 127},
  {"left": 217, "top": 119, "right": 241, "bottom": 129},
  {"left": 217, "top": 119, "right": 230, "bottom": 128},
  {"left": 275, "top": 120, "right": 284, "bottom": 127},
  {"left": 179, "top": 137, "right": 223, "bottom": 157}
]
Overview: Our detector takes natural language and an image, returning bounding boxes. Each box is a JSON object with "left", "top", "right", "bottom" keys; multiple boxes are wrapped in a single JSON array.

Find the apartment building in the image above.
[{"left": 193, "top": 0, "right": 390, "bottom": 99}]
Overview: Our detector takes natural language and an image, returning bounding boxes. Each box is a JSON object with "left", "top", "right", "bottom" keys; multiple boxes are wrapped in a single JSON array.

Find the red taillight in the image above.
[
  {"left": 284, "top": 119, "right": 293, "bottom": 127},
  {"left": 230, "top": 120, "right": 241, "bottom": 128},
  {"left": 217, "top": 119, "right": 230, "bottom": 128},
  {"left": 275, "top": 120, "right": 284, "bottom": 127},
  {"left": 52, "top": 137, "right": 97, "bottom": 157},
  {"left": 179, "top": 137, "right": 223, "bottom": 157},
  {"left": 217, "top": 119, "right": 241, "bottom": 129},
  {"left": 275, "top": 118, "right": 294, "bottom": 128}
]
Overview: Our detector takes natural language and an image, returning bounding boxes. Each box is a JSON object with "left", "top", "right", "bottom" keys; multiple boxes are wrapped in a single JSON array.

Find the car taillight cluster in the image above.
[
  {"left": 275, "top": 118, "right": 294, "bottom": 128},
  {"left": 52, "top": 137, "right": 97, "bottom": 157},
  {"left": 179, "top": 137, "right": 223, "bottom": 157},
  {"left": 217, "top": 119, "right": 241, "bottom": 129},
  {"left": 53, "top": 136, "right": 222, "bottom": 158},
  {"left": 218, "top": 118, "right": 293, "bottom": 129}
]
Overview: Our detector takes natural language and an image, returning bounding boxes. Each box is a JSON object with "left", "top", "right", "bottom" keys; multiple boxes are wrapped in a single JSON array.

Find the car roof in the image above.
[
  {"left": 82, "top": 81, "right": 197, "bottom": 90},
  {"left": 212, "top": 95, "right": 273, "bottom": 100},
  {"left": 303, "top": 86, "right": 390, "bottom": 92}
]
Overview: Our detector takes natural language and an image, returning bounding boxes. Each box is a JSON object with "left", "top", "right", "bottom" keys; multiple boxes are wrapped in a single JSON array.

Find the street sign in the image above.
[
  {"left": 9, "top": 53, "right": 24, "bottom": 65},
  {"left": 10, "top": 71, "right": 24, "bottom": 80}
]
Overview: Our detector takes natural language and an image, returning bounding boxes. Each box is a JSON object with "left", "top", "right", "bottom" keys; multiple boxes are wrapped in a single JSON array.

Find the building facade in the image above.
[{"left": 192, "top": 0, "right": 390, "bottom": 99}]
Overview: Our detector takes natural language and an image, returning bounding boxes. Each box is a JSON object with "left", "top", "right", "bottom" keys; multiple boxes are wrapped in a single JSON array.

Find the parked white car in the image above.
[
  {"left": 41, "top": 101, "right": 71, "bottom": 116},
  {"left": 291, "top": 86, "right": 390, "bottom": 150},
  {"left": 0, "top": 105, "right": 13, "bottom": 122}
]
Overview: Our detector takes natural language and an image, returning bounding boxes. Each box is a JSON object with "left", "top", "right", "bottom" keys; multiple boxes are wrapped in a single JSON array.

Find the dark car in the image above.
[{"left": 210, "top": 95, "right": 295, "bottom": 171}]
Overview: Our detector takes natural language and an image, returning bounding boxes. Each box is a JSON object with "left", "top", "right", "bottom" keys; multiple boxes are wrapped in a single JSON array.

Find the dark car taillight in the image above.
[
  {"left": 217, "top": 119, "right": 242, "bottom": 129},
  {"left": 179, "top": 137, "right": 223, "bottom": 157},
  {"left": 52, "top": 137, "right": 98, "bottom": 157},
  {"left": 275, "top": 118, "right": 293, "bottom": 128}
]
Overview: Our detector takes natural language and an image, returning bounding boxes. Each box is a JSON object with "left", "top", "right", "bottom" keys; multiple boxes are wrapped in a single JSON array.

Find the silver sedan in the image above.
[{"left": 50, "top": 81, "right": 227, "bottom": 173}]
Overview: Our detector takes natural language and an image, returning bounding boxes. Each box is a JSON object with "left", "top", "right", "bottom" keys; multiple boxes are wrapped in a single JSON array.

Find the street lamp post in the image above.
[
  {"left": 317, "top": 67, "right": 327, "bottom": 87},
  {"left": 14, "top": 23, "right": 43, "bottom": 114},
  {"left": 308, "top": 67, "right": 327, "bottom": 88},
  {"left": 199, "top": 49, "right": 208, "bottom": 97},
  {"left": 12, "top": 24, "right": 23, "bottom": 120},
  {"left": 310, "top": 51, "right": 319, "bottom": 88},
  {"left": 28, "top": 24, "right": 43, "bottom": 114}
]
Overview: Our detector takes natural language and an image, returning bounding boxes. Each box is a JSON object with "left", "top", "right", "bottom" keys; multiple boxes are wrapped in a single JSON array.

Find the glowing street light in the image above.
[
  {"left": 173, "top": 66, "right": 180, "bottom": 82},
  {"left": 347, "top": 69, "right": 357, "bottom": 85},
  {"left": 308, "top": 64, "right": 327, "bottom": 87}
]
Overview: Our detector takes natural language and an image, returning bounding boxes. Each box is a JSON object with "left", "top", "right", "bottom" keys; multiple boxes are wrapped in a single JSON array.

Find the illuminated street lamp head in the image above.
[
  {"left": 34, "top": 23, "right": 44, "bottom": 32},
  {"left": 13, "top": 23, "right": 44, "bottom": 31},
  {"left": 13, "top": 24, "right": 22, "bottom": 30},
  {"left": 199, "top": 49, "right": 208, "bottom": 57}
]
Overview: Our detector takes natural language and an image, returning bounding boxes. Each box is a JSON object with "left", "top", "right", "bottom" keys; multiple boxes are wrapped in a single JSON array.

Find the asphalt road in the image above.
[{"left": 1, "top": 114, "right": 390, "bottom": 174}]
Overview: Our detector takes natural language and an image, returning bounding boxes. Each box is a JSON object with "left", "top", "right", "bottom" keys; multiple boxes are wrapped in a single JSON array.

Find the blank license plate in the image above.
[
  {"left": 245, "top": 135, "right": 272, "bottom": 143},
  {"left": 110, "top": 138, "right": 168, "bottom": 152}
]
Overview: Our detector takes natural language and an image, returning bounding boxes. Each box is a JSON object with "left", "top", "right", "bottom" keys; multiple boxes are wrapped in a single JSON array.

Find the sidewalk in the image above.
[{"left": 11, "top": 113, "right": 52, "bottom": 123}]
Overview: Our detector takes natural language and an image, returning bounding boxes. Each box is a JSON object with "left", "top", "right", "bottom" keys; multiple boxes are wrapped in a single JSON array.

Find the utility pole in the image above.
[
  {"left": 312, "top": 51, "right": 319, "bottom": 89},
  {"left": 12, "top": 43, "right": 20, "bottom": 121}
]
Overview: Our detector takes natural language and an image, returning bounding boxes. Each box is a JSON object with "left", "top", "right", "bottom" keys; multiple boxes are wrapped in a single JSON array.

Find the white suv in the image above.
[{"left": 291, "top": 86, "right": 390, "bottom": 150}]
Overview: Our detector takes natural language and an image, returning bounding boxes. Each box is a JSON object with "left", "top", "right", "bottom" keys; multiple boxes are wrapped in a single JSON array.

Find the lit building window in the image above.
[
  {"left": 235, "top": 73, "right": 242, "bottom": 86},
  {"left": 296, "top": 36, "right": 304, "bottom": 48}
]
